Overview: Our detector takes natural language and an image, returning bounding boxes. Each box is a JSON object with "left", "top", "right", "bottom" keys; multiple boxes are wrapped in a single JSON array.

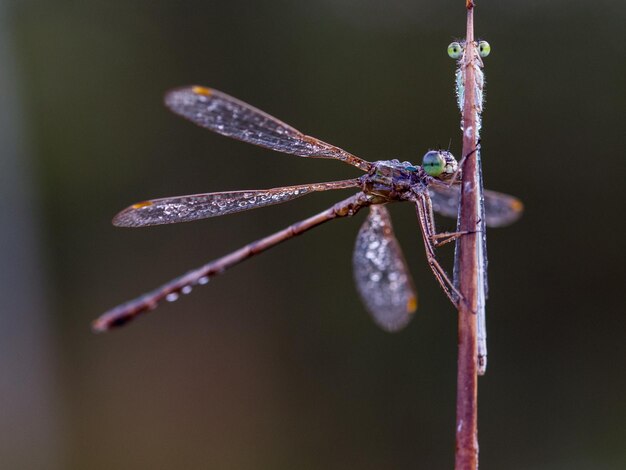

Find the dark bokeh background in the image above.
[{"left": 1, "top": 0, "right": 624, "bottom": 468}]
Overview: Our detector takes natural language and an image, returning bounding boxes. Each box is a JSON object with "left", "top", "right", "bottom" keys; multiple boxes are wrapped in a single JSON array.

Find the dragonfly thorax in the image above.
[
  {"left": 364, "top": 159, "right": 422, "bottom": 200},
  {"left": 363, "top": 151, "right": 459, "bottom": 201}
]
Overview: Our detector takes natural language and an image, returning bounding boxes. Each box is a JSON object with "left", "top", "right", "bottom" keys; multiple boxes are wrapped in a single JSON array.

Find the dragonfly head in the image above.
[
  {"left": 447, "top": 40, "right": 491, "bottom": 60},
  {"left": 421, "top": 150, "right": 458, "bottom": 179}
]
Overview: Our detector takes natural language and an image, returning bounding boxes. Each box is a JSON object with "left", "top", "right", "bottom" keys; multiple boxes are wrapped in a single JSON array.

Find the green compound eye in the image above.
[
  {"left": 422, "top": 150, "right": 445, "bottom": 177},
  {"left": 478, "top": 40, "right": 491, "bottom": 58},
  {"left": 447, "top": 42, "right": 463, "bottom": 59}
]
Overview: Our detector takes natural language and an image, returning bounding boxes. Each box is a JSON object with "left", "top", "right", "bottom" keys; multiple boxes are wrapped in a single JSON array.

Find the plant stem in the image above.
[{"left": 455, "top": 2, "right": 480, "bottom": 469}]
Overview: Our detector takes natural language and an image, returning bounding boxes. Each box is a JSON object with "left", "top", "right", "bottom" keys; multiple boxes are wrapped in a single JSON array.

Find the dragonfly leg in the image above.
[
  {"left": 93, "top": 192, "right": 372, "bottom": 331},
  {"left": 431, "top": 230, "right": 473, "bottom": 248},
  {"left": 413, "top": 192, "right": 462, "bottom": 305},
  {"left": 422, "top": 187, "right": 473, "bottom": 247}
]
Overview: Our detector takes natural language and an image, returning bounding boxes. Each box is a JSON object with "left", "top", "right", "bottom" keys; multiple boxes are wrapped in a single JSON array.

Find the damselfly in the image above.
[
  {"left": 93, "top": 85, "right": 522, "bottom": 333},
  {"left": 449, "top": 39, "right": 492, "bottom": 373}
]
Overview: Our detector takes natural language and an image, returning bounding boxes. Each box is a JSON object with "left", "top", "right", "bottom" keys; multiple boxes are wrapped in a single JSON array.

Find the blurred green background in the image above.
[{"left": 1, "top": 0, "right": 624, "bottom": 468}]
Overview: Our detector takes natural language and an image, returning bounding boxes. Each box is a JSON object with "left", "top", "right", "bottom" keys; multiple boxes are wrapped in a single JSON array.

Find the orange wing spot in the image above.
[
  {"left": 406, "top": 296, "right": 418, "bottom": 313},
  {"left": 192, "top": 86, "right": 212, "bottom": 96},
  {"left": 510, "top": 199, "right": 524, "bottom": 212},
  {"left": 131, "top": 201, "right": 153, "bottom": 209}
]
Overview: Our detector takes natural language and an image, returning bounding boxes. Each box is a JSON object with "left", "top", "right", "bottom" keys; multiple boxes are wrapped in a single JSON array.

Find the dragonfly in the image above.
[
  {"left": 92, "top": 85, "right": 522, "bottom": 333},
  {"left": 448, "top": 39, "right": 492, "bottom": 374}
]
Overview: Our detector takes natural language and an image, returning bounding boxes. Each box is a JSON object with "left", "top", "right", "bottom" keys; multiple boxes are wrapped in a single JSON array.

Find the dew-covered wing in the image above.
[
  {"left": 353, "top": 205, "right": 417, "bottom": 332},
  {"left": 113, "top": 180, "right": 359, "bottom": 227},
  {"left": 164, "top": 86, "right": 371, "bottom": 171},
  {"left": 428, "top": 184, "right": 523, "bottom": 228}
]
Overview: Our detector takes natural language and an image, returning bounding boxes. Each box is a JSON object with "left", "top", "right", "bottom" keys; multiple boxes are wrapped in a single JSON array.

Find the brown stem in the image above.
[{"left": 455, "top": 3, "right": 480, "bottom": 470}]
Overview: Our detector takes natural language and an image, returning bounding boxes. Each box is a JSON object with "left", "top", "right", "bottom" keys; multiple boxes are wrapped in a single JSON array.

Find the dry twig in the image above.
[{"left": 455, "top": 1, "right": 481, "bottom": 468}]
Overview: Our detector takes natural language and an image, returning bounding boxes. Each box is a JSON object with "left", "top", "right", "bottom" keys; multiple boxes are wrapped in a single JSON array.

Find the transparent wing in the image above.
[
  {"left": 113, "top": 179, "right": 361, "bottom": 227},
  {"left": 164, "top": 86, "right": 372, "bottom": 171},
  {"left": 428, "top": 183, "right": 523, "bottom": 228},
  {"left": 353, "top": 205, "right": 417, "bottom": 332}
]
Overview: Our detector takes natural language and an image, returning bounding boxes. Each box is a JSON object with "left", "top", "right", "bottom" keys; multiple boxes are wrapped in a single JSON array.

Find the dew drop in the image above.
[
  {"left": 198, "top": 276, "right": 209, "bottom": 285},
  {"left": 166, "top": 293, "right": 179, "bottom": 302},
  {"left": 181, "top": 285, "right": 193, "bottom": 295}
]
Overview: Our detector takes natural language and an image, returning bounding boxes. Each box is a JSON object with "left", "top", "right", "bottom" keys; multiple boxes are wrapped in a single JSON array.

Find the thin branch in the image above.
[{"left": 455, "top": 2, "right": 480, "bottom": 469}]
